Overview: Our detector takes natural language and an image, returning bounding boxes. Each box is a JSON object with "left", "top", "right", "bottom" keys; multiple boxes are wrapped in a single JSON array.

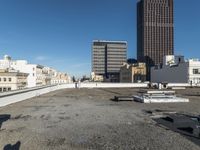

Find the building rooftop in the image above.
[
  {"left": 93, "top": 40, "right": 127, "bottom": 44},
  {"left": 0, "top": 88, "right": 200, "bottom": 149}
]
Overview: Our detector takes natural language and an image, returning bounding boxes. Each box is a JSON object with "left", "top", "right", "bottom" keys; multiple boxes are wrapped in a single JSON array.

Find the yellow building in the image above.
[
  {"left": 0, "top": 69, "right": 28, "bottom": 92},
  {"left": 51, "top": 72, "right": 71, "bottom": 84},
  {"left": 91, "top": 72, "right": 104, "bottom": 82},
  {"left": 120, "top": 63, "right": 146, "bottom": 83}
]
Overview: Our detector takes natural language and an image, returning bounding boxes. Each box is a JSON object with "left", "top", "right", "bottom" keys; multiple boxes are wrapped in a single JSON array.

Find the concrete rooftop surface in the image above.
[{"left": 0, "top": 88, "right": 200, "bottom": 150}]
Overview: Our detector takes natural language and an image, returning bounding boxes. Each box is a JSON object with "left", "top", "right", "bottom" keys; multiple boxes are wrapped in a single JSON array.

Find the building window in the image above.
[
  {"left": 193, "top": 69, "right": 200, "bottom": 74},
  {"left": 0, "top": 88, "right": 2, "bottom": 92},
  {"left": 9, "top": 78, "right": 12, "bottom": 82},
  {"left": 33, "top": 73, "right": 35, "bottom": 76},
  {"left": 4, "top": 78, "right": 6, "bottom": 82},
  {"left": 0, "top": 78, "right": 1, "bottom": 82},
  {"left": 3, "top": 88, "right": 6, "bottom": 92},
  {"left": 8, "top": 87, "right": 11, "bottom": 91}
]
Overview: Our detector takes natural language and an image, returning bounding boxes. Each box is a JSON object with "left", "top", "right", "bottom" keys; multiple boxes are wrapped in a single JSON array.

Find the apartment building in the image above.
[
  {"left": 11, "top": 61, "right": 44, "bottom": 87},
  {"left": 120, "top": 62, "right": 146, "bottom": 83},
  {"left": 0, "top": 55, "right": 71, "bottom": 87},
  {"left": 0, "top": 55, "right": 44, "bottom": 87},
  {"left": 42, "top": 67, "right": 54, "bottom": 85},
  {"left": 0, "top": 69, "right": 28, "bottom": 92},
  {"left": 92, "top": 40, "right": 127, "bottom": 82},
  {"left": 151, "top": 55, "right": 200, "bottom": 85},
  {"left": 91, "top": 72, "right": 103, "bottom": 82},
  {"left": 51, "top": 72, "right": 71, "bottom": 84}
]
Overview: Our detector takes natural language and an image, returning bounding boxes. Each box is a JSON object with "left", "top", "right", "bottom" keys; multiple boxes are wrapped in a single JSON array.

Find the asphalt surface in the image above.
[{"left": 0, "top": 88, "right": 200, "bottom": 150}]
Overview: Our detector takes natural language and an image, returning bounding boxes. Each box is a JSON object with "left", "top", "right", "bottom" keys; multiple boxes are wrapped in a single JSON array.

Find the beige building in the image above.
[
  {"left": 0, "top": 55, "right": 71, "bottom": 87},
  {"left": 51, "top": 72, "right": 71, "bottom": 84},
  {"left": 91, "top": 72, "right": 104, "bottom": 82},
  {"left": 0, "top": 69, "right": 28, "bottom": 92},
  {"left": 42, "top": 67, "right": 52, "bottom": 86},
  {"left": 120, "top": 63, "right": 146, "bottom": 83}
]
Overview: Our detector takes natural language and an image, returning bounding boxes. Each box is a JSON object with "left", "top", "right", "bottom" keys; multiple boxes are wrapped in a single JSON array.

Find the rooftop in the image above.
[
  {"left": 93, "top": 40, "right": 127, "bottom": 44},
  {"left": 0, "top": 88, "right": 200, "bottom": 149}
]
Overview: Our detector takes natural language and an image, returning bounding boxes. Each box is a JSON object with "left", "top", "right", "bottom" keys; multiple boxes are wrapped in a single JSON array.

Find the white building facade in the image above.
[
  {"left": 151, "top": 55, "right": 200, "bottom": 85},
  {"left": 0, "top": 55, "right": 71, "bottom": 88}
]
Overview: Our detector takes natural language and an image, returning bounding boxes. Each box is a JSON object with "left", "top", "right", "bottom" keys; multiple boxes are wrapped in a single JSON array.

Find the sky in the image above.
[{"left": 0, "top": 0, "right": 199, "bottom": 77}]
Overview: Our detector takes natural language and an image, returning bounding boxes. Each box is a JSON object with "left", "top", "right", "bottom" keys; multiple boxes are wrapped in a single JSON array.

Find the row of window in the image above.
[
  {"left": 191, "top": 78, "right": 200, "bottom": 84},
  {"left": 193, "top": 69, "right": 200, "bottom": 75},
  {"left": 93, "top": 59, "right": 126, "bottom": 62},
  {"left": 51, "top": 80, "right": 67, "bottom": 84},
  {"left": 0, "top": 87, "right": 11, "bottom": 92},
  {"left": 93, "top": 52, "right": 126, "bottom": 55},
  {"left": 0, "top": 78, "right": 12, "bottom": 82}
]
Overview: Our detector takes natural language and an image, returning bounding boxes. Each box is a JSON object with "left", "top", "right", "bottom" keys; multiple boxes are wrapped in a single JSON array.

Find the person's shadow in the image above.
[
  {"left": 3, "top": 141, "right": 21, "bottom": 150},
  {"left": 0, "top": 115, "right": 20, "bottom": 150},
  {"left": 0, "top": 114, "right": 10, "bottom": 129}
]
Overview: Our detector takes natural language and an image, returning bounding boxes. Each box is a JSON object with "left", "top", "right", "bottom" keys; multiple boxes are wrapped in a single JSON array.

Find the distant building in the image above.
[
  {"left": 42, "top": 67, "right": 52, "bottom": 86},
  {"left": 92, "top": 40, "right": 127, "bottom": 82},
  {"left": 51, "top": 72, "right": 71, "bottom": 84},
  {"left": 0, "top": 69, "right": 28, "bottom": 92},
  {"left": 120, "top": 62, "right": 146, "bottom": 83},
  {"left": 91, "top": 72, "right": 104, "bottom": 82},
  {"left": 11, "top": 61, "right": 44, "bottom": 87},
  {"left": 137, "top": 0, "right": 174, "bottom": 79},
  {"left": 0, "top": 55, "right": 71, "bottom": 87},
  {"left": 151, "top": 55, "right": 200, "bottom": 85}
]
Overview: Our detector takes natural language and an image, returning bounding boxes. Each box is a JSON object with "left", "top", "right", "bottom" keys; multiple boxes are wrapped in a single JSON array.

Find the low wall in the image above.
[
  {"left": 0, "top": 83, "right": 148, "bottom": 107},
  {"left": 0, "top": 84, "right": 74, "bottom": 107},
  {"left": 79, "top": 83, "right": 148, "bottom": 88},
  {"left": 167, "top": 83, "right": 190, "bottom": 87}
]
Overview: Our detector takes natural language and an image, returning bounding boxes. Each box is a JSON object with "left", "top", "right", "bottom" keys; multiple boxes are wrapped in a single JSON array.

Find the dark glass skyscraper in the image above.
[{"left": 137, "top": 0, "right": 174, "bottom": 68}]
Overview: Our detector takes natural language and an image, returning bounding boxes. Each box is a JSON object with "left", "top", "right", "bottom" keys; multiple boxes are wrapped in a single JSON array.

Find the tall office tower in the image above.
[
  {"left": 137, "top": 0, "right": 174, "bottom": 78},
  {"left": 92, "top": 40, "right": 127, "bottom": 82}
]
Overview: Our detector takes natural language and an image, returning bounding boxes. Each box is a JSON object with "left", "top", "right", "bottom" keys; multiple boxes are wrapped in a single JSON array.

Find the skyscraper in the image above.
[
  {"left": 92, "top": 40, "right": 127, "bottom": 82},
  {"left": 137, "top": 0, "right": 174, "bottom": 67}
]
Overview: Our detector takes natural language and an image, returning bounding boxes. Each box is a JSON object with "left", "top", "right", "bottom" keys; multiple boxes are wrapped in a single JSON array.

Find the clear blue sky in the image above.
[{"left": 0, "top": 0, "right": 199, "bottom": 77}]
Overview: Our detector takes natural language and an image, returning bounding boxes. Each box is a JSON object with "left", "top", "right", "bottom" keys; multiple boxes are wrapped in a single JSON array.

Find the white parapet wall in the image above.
[
  {"left": 0, "top": 83, "right": 148, "bottom": 107},
  {"left": 0, "top": 84, "right": 75, "bottom": 107},
  {"left": 79, "top": 83, "right": 148, "bottom": 88},
  {"left": 167, "top": 83, "right": 190, "bottom": 87}
]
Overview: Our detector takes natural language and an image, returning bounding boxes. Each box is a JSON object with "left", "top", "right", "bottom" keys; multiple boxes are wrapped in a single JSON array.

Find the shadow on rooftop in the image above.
[
  {"left": 110, "top": 95, "right": 135, "bottom": 102},
  {"left": 4, "top": 141, "right": 21, "bottom": 150},
  {"left": 154, "top": 113, "right": 200, "bottom": 147},
  {"left": 184, "top": 94, "right": 200, "bottom": 97},
  {"left": 0, "top": 115, "right": 21, "bottom": 149},
  {"left": 0, "top": 114, "right": 10, "bottom": 129}
]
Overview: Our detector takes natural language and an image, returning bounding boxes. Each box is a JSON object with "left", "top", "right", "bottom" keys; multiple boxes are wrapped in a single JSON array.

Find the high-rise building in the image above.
[
  {"left": 92, "top": 40, "right": 127, "bottom": 82},
  {"left": 137, "top": 0, "right": 174, "bottom": 67}
]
